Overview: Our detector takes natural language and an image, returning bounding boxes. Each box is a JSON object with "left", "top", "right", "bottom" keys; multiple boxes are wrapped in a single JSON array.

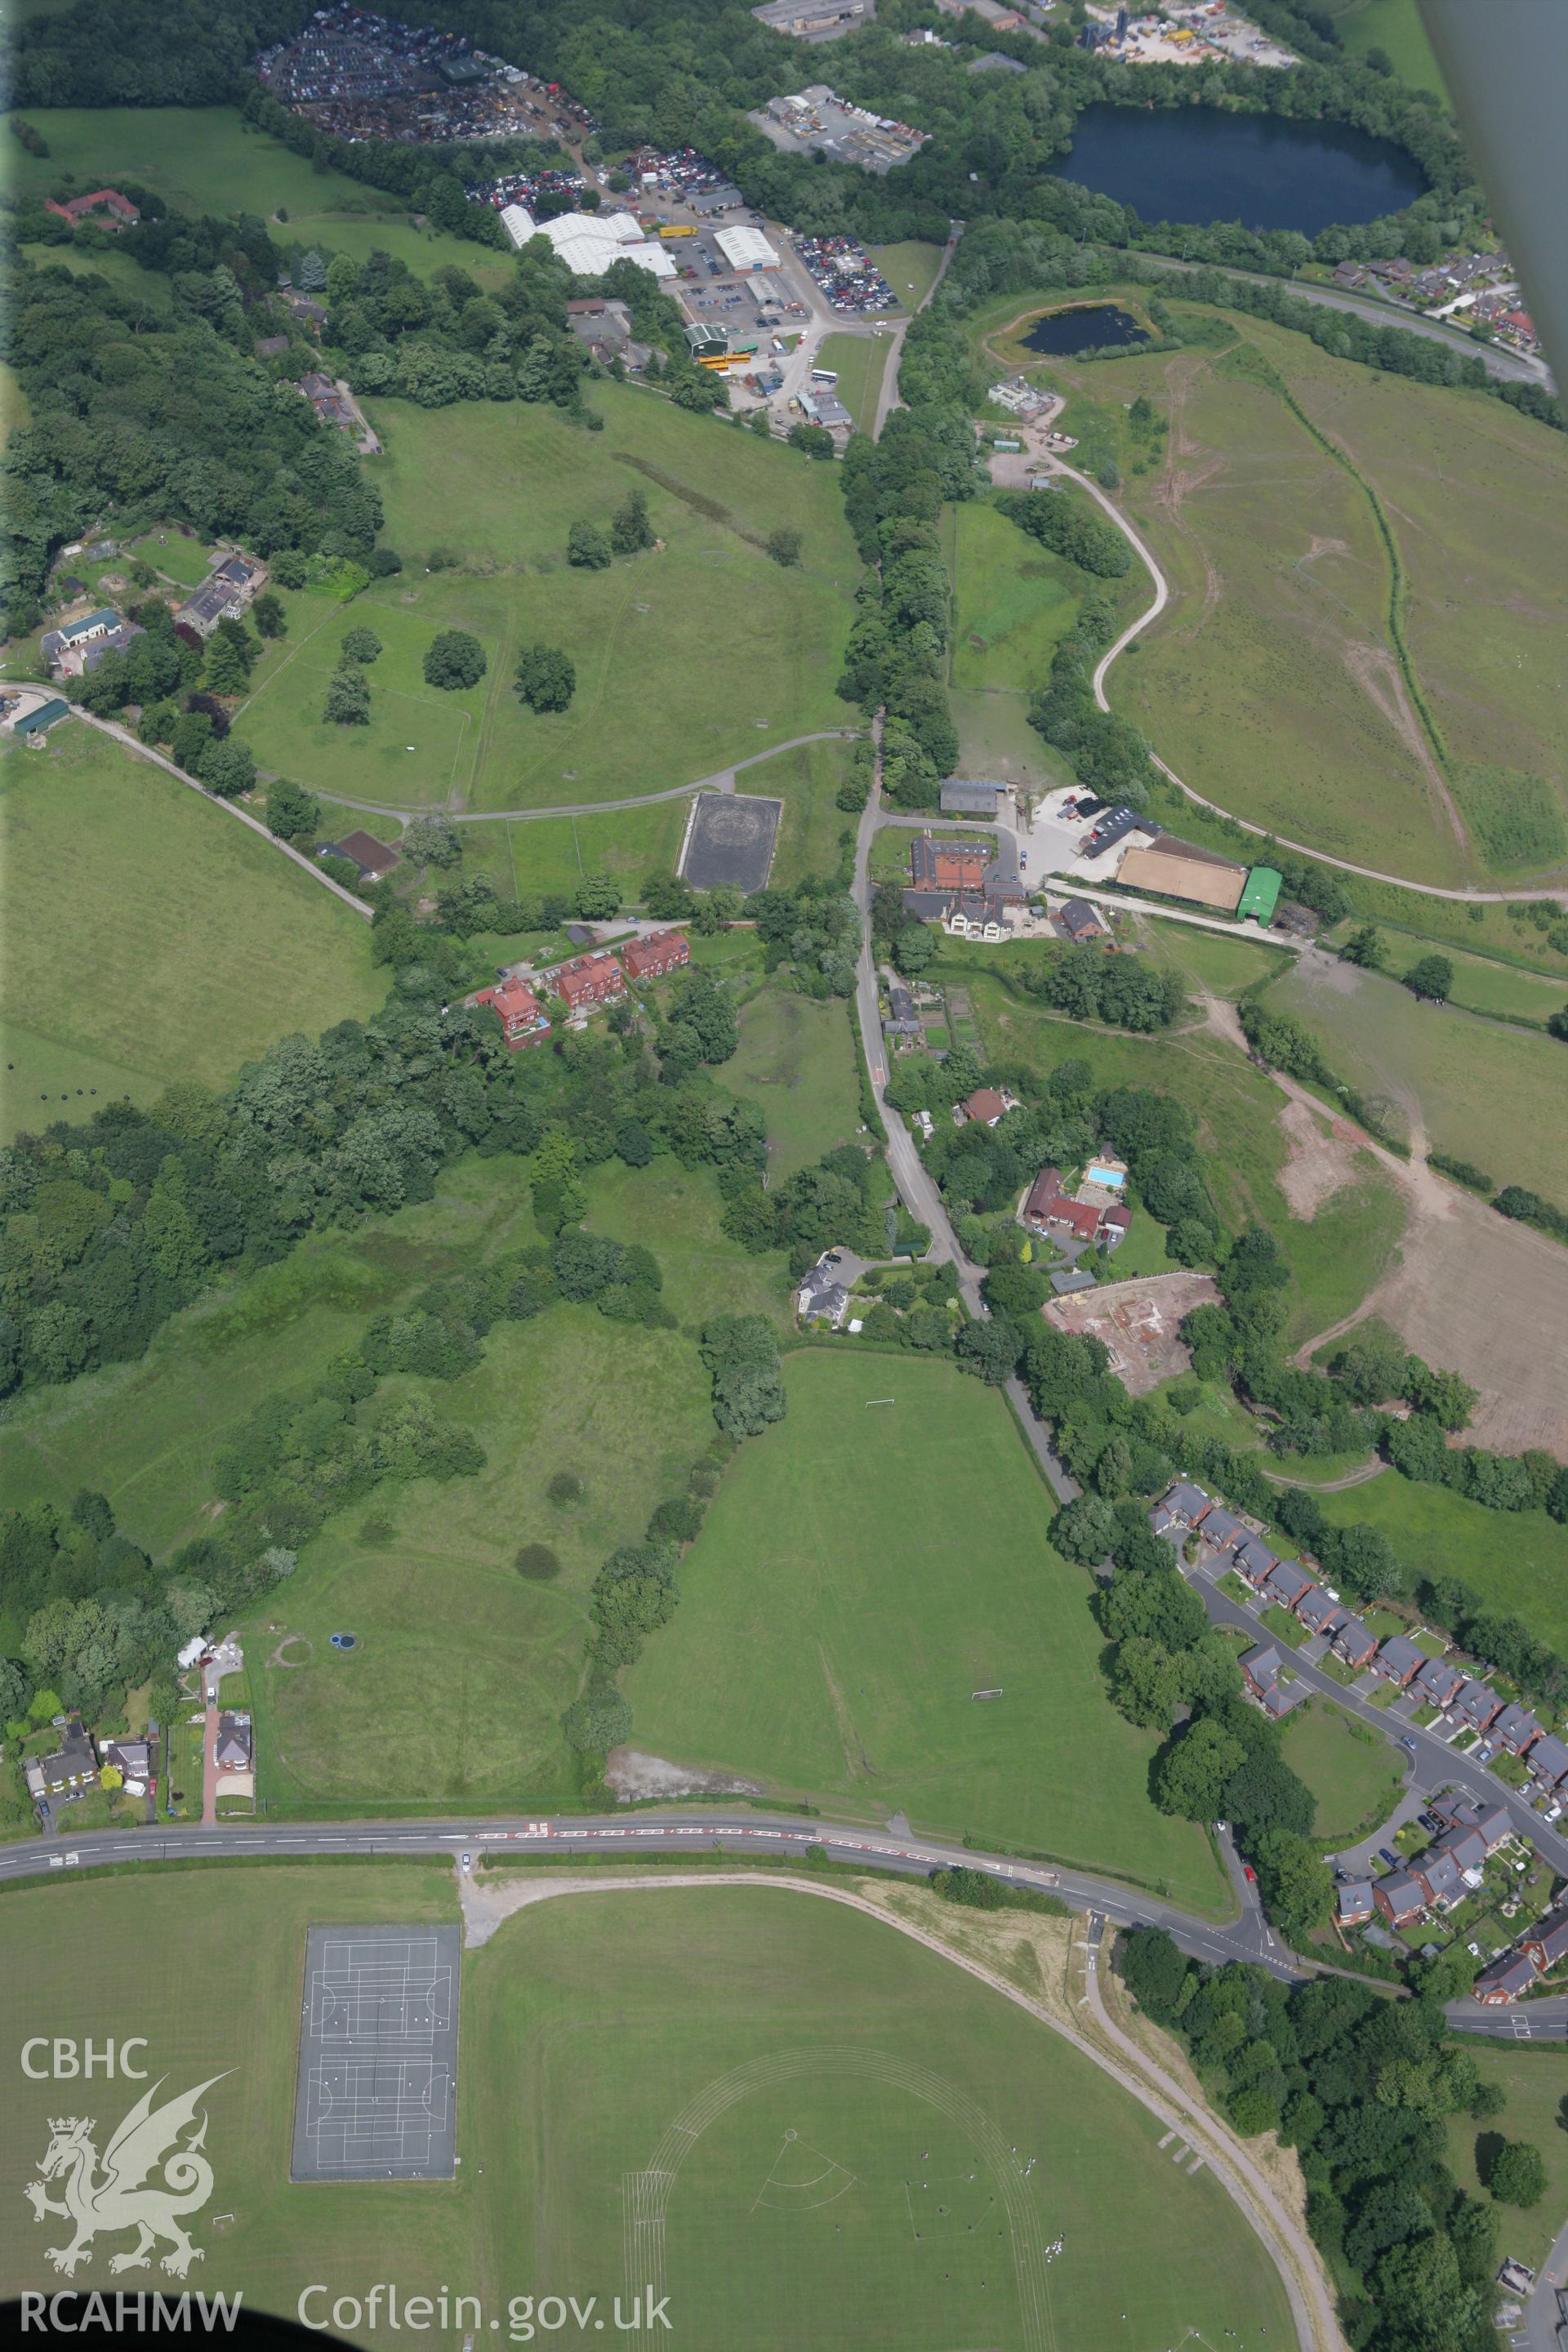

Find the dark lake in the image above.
[
  {"left": 1053, "top": 102, "right": 1428, "bottom": 233},
  {"left": 1022, "top": 303, "right": 1150, "bottom": 354}
]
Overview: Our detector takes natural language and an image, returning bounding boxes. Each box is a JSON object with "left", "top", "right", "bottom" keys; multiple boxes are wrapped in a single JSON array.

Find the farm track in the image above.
[{"left": 1036, "top": 449, "right": 1565, "bottom": 904}]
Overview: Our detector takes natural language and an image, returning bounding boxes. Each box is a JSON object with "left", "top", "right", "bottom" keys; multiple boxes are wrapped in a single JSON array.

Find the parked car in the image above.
[{"left": 1378, "top": 1846, "right": 1401, "bottom": 1869}]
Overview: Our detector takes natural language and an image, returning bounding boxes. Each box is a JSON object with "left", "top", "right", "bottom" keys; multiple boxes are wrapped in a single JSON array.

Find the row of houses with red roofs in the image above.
[
  {"left": 466, "top": 931, "right": 690, "bottom": 1049},
  {"left": 1152, "top": 1481, "right": 1568, "bottom": 1791},
  {"left": 1334, "top": 1792, "right": 1517, "bottom": 1936},
  {"left": 1474, "top": 1908, "right": 1568, "bottom": 2004}
]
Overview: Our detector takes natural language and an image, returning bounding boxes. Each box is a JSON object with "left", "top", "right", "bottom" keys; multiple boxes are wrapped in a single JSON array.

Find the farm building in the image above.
[
  {"left": 939, "top": 779, "right": 1007, "bottom": 817},
  {"left": 1238, "top": 866, "right": 1282, "bottom": 924},
  {"left": 1116, "top": 834, "right": 1248, "bottom": 912},
  {"left": 40, "top": 608, "right": 121, "bottom": 670},
  {"left": 1058, "top": 898, "right": 1106, "bottom": 943},
  {"left": 12, "top": 697, "right": 71, "bottom": 740},
  {"left": 318, "top": 831, "right": 402, "bottom": 881}
]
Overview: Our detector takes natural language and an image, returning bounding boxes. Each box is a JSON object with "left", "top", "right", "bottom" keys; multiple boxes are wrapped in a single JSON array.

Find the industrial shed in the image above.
[
  {"left": 715, "top": 225, "right": 782, "bottom": 272},
  {"left": 939, "top": 779, "right": 1006, "bottom": 817}
]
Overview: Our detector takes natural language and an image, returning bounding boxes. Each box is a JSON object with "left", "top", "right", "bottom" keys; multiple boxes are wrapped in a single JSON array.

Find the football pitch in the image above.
[{"left": 0, "top": 1866, "right": 1293, "bottom": 2350}]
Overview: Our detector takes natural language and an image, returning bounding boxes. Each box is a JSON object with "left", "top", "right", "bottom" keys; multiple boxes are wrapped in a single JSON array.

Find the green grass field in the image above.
[
  {"left": 1443, "top": 2047, "right": 1568, "bottom": 2273},
  {"left": 0, "top": 1144, "right": 786, "bottom": 1812},
  {"left": 252, "top": 1303, "right": 714, "bottom": 1813},
  {"left": 950, "top": 498, "right": 1080, "bottom": 696},
  {"left": 1281, "top": 1698, "right": 1404, "bottom": 1845},
  {"left": 727, "top": 986, "right": 862, "bottom": 1177},
  {"left": 20, "top": 239, "right": 175, "bottom": 316},
  {"left": 1325, "top": 0, "right": 1448, "bottom": 100},
  {"left": 934, "top": 947, "right": 1406, "bottom": 1348},
  {"left": 0, "top": 1869, "right": 1292, "bottom": 2349},
  {"left": 1036, "top": 312, "right": 1568, "bottom": 886},
  {"left": 627, "top": 1352, "right": 1227, "bottom": 1909},
  {"left": 234, "top": 390, "right": 859, "bottom": 816},
  {"left": 1267, "top": 956, "right": 1566, "bottom": 1200},
  {"left": 1314, "top": 1477, "right": 1568, "bottom": 1655},
  {"left": 9, "top": 105, "right": 514, "bottom": 283},
  {"left": 868, "top": 240, "right": 946, "bottom": 310},
  {"left": 814, "top": 330, "right": 893, "bottom": 429},
  {"left": 0, "top": 726, "right": 384, "bottom": 1140}
]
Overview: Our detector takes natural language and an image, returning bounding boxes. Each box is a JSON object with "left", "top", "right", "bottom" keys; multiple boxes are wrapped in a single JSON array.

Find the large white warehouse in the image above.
[
  {"left": 714, "top": 224, "right": 781, "bottom": 272},
  {"left": 536, "top": 210, "right": 677, "bottom": 279}
]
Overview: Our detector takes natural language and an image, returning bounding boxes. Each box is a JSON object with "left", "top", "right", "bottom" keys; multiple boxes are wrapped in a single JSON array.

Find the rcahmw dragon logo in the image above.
[{"left": 24, "top": 2074, "right": 230, "bottom": 2278}]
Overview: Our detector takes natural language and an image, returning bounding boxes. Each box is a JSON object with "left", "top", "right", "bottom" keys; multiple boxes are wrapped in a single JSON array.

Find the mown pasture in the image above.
[
  {"left": 626, "top": 1351, "right": 1230, "bottom": 1913},
  {"left": 0, "top": 726, "right": 384, "bottom": 1141},
  {"left": 234, "top": 390, "right": 860, "bottom": 816}
]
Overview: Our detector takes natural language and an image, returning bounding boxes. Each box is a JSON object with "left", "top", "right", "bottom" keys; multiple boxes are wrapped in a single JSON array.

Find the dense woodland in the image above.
[{"left": 1120, "top": 1927, "right": 1512, "bottom": 2352}]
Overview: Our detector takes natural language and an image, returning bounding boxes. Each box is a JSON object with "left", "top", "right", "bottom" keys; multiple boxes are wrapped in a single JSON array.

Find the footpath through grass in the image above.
[
  {"left": 0, "top": 726, "right": 384, "bottom": 1139},
  {"left": 627, "top": 1351, "right": 1227, "bottom": 1911}
]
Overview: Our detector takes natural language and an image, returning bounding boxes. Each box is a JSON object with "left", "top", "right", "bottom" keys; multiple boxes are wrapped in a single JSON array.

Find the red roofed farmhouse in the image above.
[
  {"left": 46, "top": 188, "right": 140, "bottom": 229},
  {"left": 622, "top": 930, "right": 690, "bottom": 982},
  {"left": 470, "top": 976, "right": 550, "bottom": 1051},
  {"left": 550, "top": 951, "right": 626, "bottom": 1013}
]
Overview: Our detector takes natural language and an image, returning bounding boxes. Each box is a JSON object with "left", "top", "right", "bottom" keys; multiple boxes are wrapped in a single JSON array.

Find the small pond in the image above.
[
  {"left": 1022, "top": 303, "right": 1150, "bottom": 356},
  {"left": 1053, "top": 102, "right": 1428, "bottom": 234}
]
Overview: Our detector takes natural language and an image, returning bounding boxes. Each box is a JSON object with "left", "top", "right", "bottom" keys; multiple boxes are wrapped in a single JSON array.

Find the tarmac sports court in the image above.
[{"left": 291, "top": 1923, "right": 461, "bottom": 2181}]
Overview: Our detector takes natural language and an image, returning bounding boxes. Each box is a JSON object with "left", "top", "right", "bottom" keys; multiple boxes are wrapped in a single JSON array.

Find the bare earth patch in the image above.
[
  {"left": 604, "top": 1746, "right": 764, "bottom": 1802},
  {"left": 1045, "top": 1271, "right": 1221, "bottom": 1395},
  {"left": 1276, "top": 1097, "right": 1365, "bottom": 1220}
]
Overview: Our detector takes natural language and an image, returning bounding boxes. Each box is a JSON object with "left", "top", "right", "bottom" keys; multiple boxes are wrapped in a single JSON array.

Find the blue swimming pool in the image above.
[{"left": 1085, "top": 1165, "right": 1125, "bottom": 1189}]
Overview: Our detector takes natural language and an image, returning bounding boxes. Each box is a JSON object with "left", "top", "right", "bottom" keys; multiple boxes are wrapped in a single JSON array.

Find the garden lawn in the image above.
[
  {"left": 10, "top": 106, "right": 513, "bottom": 283},
  {"left": 0, "top": 1870, "right": 1292, "bottom": 2352},
  {"left": 627, "top": 1352, "right": 1227, "bottom": 1911},
  {"left": 470, "top": 1886, "right": 1294, "bottom": 2352},
  {"left": 1314, "top": 1478, "right": 1568, "bottom": 1656},
  {"left": 1268, "top": 956, "right": 1568, "bottom": 1201},
  {"left": 814, "top": 330, "right": 892, "bottom": 429},
  {"left": 0, "top": 726, "right": 384, "bottom": 1139},
  {"left": 1443, "top": 2047, "right": 1568, "bottom": 2272},
  {"left": 1281, "top": 1697, "right": 1404, "bottom": 1846},
  {"left": 725, "top": 985, "right": 862, "bottom": 1178},
  {"left": 237, "top": 390, "right": 859, "bottom": 817}
]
